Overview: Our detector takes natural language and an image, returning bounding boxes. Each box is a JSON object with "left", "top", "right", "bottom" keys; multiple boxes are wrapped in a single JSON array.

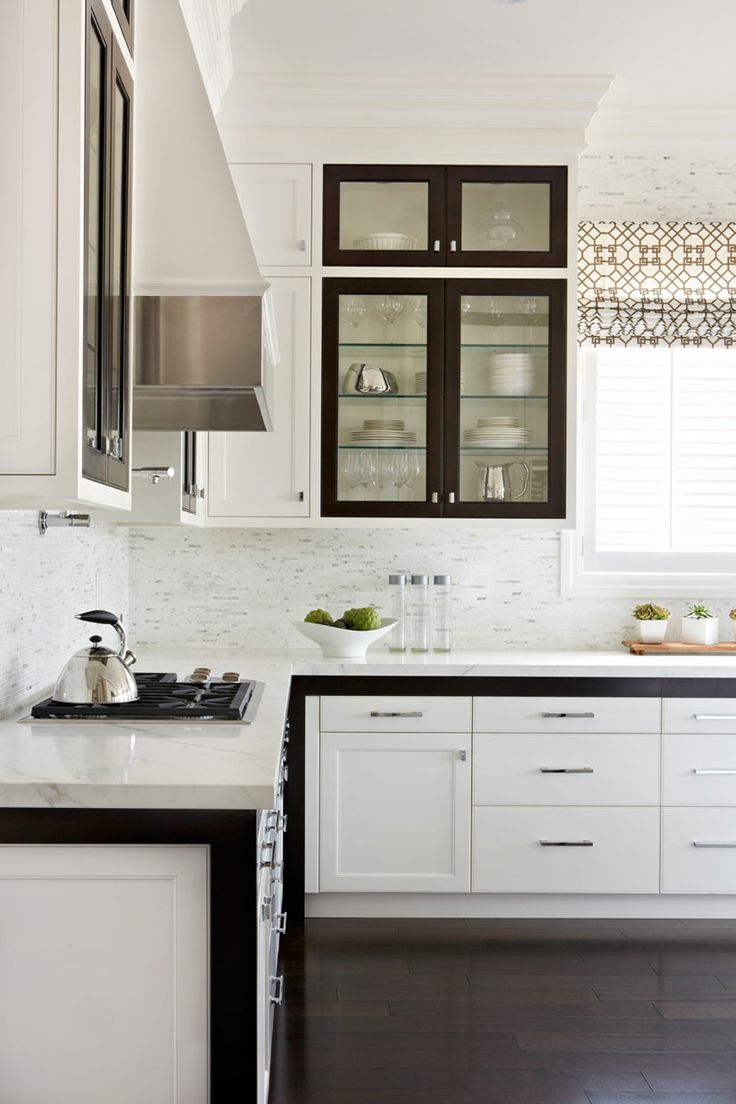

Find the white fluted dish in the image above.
[{"left": 292, "top": 619, "right": 398, "bottom": 658}]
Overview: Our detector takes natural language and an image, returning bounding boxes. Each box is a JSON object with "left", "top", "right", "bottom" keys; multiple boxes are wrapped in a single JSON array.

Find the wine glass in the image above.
[
  {"left": 485, "top": 195, "right": 524, "bottom": 248},
  {"left": 357, "top": 450, "right": 377, "bottom": 500},
  {"left": 341, "top": 450, "right": 362, "bottom": 500},
  {"left": 377, "top": 295, "right": 405, "bottom": 326},
  {"left": 391, "top": 450, "right": 410, "bottom": 500},
  {"left": 343, "top": 295, "right": 367, "bottom": 329},
  {"left": 410, "top": 296, "right": 427, "bottom": 332},
  {"left": 404, "top": 450, "right": 423, "bottom": 501}
]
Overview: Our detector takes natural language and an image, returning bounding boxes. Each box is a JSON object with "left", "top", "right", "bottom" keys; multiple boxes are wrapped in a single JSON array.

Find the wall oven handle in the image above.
[
  {"left": 540, "top": 839, "right": 593, "bottom": 847},
  {"left": 540, "top": 767, "right": 594, "bottom": 774},
  {"left": 541, "top": 712, "right": 595, "bottom": 719},
  {"left": 370, "top": 711, "right": 423, "bottom": 718}
]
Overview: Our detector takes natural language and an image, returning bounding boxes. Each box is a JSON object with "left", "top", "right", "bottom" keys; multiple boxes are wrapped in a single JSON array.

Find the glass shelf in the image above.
[
  {"left": 339, "top": 392, "right": 426, "bottom": 400},
  {"left": 339, "top": 342, "right": 548, "bottom": 350},
  {"left": 461, "top": 446, "right": 547, "bottom": 454},
  {"left": 461, "top": 393, "right": 548, "bottom": 401},
  {"left": 338, "top": 444, "right": 426, "bottom": 451}
]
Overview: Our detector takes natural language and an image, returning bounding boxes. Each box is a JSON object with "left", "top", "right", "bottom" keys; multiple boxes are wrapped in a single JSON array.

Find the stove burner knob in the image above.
[{"left": 222, "top": 671, "right": 240, "bottom": 683}]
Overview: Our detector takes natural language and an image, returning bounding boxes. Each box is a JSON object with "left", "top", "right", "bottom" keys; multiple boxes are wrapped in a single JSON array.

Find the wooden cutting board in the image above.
[{"left": 623, "top": 640, "right": 736, "bottom": 655}]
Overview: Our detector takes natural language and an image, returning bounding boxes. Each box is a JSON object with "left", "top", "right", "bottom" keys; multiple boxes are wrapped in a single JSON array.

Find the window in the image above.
[{"left": 563, "top": 346, "right": 736, "bottom": 595}]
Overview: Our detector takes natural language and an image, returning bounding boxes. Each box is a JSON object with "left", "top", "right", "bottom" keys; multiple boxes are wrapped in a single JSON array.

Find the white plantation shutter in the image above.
[{"left": 586, "top": 348, "right": 736, "bottom": 574}]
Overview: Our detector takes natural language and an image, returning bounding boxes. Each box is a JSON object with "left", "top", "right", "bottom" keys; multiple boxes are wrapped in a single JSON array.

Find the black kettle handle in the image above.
[{"left": 75, "top": 610, "right": 120, "bottom": 626}]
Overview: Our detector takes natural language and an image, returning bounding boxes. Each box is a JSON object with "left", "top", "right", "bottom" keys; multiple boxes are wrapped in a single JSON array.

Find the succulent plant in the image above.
[
  {"left": 729, "top": 609, "right": 736, "bottom": 621},
  {"left": 632, "top": 603, "right": 670, "bottom": 621},
  {"left": 304, "top": 609, "right": 334, "bottom": 626},
  {"left": 341, "top": 607, "right": 382, "bottom": 632},
  {"left": 685, "top": 602, "right": 714, "bottom": 620}
]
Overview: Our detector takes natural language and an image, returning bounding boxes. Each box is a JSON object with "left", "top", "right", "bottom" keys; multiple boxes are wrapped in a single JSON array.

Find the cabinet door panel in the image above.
[
  {"left": 664, "top": 735, "right": 736, "bottom": 805},
  {"left": 208, "top": 278, "right": 311, "bottom": 518},
  {"left": 0, "top": 845, "right": 207, "bottom": 1104},
  {"left": 663, "top": 808, "right": 736, "bottom": 893},
  {"left": 231, "top": 163, "right": 312, "bottom": 267},
  {"left": 320, "top": 732, "right": 471, "bottom": 892},
  {"left": 473, "top": 807, "right": 659, "bottom": 893}
]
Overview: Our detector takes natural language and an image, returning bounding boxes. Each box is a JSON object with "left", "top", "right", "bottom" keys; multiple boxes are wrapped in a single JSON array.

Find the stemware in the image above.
[
  {"left": 357, "top": 449, "right": 377, "bottom": 499},
  {"left": 410, "top": 297, "right": 427, "bottom": 331},
  {"left": 343, "top": 295, "right": 367, "bottom": 328},
  {"left": 485, "top": 196, "right": 524, "bottom": 248},
  {"left": 390, "top": 450, "right": 410, "bottom": 500},
  {"left": 341, "top": 450, "right": 363, "bottom": 500},
  {"left": 404, "top": 450, "right": 423, "bottom": 501},
  {"left": 377, "top": 295, "right": 405, "bottom": 326}
]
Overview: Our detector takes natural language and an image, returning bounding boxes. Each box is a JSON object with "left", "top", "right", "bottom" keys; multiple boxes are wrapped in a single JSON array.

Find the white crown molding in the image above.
[
  {"left": 217, "top": 73, "right": 613, "bottom": 142},
  {"left": 177, "top": 0, "right": 248, "bottom": 116},
  {"left": 587, "top": 106, "right": 736, "bottom": 153}
]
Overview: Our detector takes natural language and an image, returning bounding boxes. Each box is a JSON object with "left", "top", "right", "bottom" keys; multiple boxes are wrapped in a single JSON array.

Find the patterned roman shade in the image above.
[{"left": 578, "top": 222, "right": 736, "bottom": 347}]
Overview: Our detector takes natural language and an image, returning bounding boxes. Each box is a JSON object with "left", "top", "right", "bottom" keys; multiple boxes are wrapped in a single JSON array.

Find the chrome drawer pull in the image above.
[
  {"left": 458, "top": 749, "right": 467, "bottom": 762},
  {"left": 269, "top": 975, "right": 285, "bottom": 1005},
  {"left": 540, "top": 767, "right": 594, "bottom": 774},
  {"left": 541, "top": 712, "right": 595, "bottom": 719},
  {"left": 272, "top": 911, "right": 288, "bottom": 935},
  {"left": 694, "top": 769, "right": 736, "bottom": 775},
  {"left": 693, "top": 841, "right": 736, "bottom": 848},
  {"left": 370, "top": 711, "right": 423, "bottom": 718},
  {"left": 694, "top": 715, "right": 736, "bottom": 721},
  {"left": 540, "top": 839, "right": 593, "bottom": 847}
]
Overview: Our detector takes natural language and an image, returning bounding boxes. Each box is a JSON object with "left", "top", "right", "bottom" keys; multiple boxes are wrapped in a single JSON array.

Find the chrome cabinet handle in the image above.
[
  {"left": 541, "top": 712, "right": 595, "bottom": 719},
  {"left": 540, "top": 840, "right": 593, "bottom": 847},
  {"left": 433, "top": 240, "right": 441, "bottom": 252},
  {"left": 297, "top": 239, "right": 307, "bottom": 251},
  {"left": 694, "top": 768, "right": 736, "bottom": 775},
  {"left": 269, "top": 975, "right": 285, "bottom": 1005},
  {"left": 448, "top": 491, "right": 456, "bottom": 504},
  {"left": 297, "top": 490, "right": 305, "bottom": 502},
  {"left": 540, "top": 767, "right": 594, "bottom": 774},
  {"left": 693, "top": 841, "right": 736, "bottom": 848},
  {"left": 370, "top": 711, "right": 423, "bottom": 718},
  {"left": 458, "top": 750, "right": 467, "bottom": 762},
  {"left": 267, "top": 810, "right": 288, "bottom": 833},
  {"left": 694, "top": 715, "right": 736, "bottom": 721},
  {"left": 431, "top": 491, "right": 439, "bottom": 504},
  {"left": 450, "top": 240, "right": 457, "bottom": 252},
  {"left": 272, "top": 912, "right": 288, "bottom": 936}
]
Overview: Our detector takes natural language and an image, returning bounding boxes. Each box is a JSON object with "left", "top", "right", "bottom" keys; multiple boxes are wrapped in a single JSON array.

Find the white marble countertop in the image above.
[{"left": 1, "top": 646, "right": 735, "bottom": 812}]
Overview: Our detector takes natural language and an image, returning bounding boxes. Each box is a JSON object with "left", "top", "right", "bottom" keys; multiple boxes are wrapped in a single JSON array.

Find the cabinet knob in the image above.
[
  {"left": 457, "top": 749, "right": 467, "bottom": 762},
  {"left": 297, "top": 239, "right": 307, "bottom": 251},
  {"left": 433, "top": 240, "right": 441, "bottom": 252},
  {"left": 448, "top": 491, "right": 456, "bottom": 504},
  {"left": 297, "top": 490, "right": 305, "bottom": 502},
  {"left": 450, "top": 240, "right": 458, "bottom": 252},
  {"left": 431, "top": 491, "right": 439, "bottom": 504}
]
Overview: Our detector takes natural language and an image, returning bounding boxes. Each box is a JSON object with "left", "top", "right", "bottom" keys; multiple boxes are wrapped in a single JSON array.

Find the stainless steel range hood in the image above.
[
  {"left": 133, "top": 296, "right": 272, "bottom": 432},
  {"left": 132, "top": 0, "right": 272, "bottom": 432}
]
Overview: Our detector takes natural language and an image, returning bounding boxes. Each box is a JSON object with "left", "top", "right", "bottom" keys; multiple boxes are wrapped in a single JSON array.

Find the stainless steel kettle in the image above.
[
  {"left": 52, "top": 610, "right": 138, "bottom": 705},
  {"left": 476, "top": 460, "right": 530, "bottom": 502}
]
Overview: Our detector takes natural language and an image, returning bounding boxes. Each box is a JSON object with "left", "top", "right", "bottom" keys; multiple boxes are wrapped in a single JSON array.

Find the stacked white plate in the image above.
[
  {"left": 487, "top": 352, "right": 542, "bottom": 396},
  {"left": 350, "top": 418, "right": 417, "bottom": 446},
  {"left": 414, "top": 371, "right": 427, "bottom": 394},
  {"left": 463, "top": 415, "right": 530, "bottom": 448}
]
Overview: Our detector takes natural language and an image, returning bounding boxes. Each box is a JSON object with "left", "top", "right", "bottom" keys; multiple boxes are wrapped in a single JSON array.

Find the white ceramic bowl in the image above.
[
  {"left": 353, "top": 233, "right": 417, "bottom": 251},
  {"left": 292, "top": 619, "right": 397, "bottom": 658}
]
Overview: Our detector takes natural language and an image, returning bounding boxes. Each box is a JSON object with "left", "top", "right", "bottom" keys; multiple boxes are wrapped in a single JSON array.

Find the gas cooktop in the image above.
[{"left": 30, "top": 671, "right": 264, "bottom": 722}]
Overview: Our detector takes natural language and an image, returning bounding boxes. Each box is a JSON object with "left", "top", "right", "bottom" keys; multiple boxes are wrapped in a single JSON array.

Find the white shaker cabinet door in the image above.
[
  {"left": 207, "top": 277, "right": 311, "bottom": 519},
  {"left": 0, "top": 845, "right": 208, "bottom": 1104},
  {"left": 319, "top": 731, "right": 471, "bottom": 892},
  {"left": 230, "top": 163, "right": 312, "bottom": 267}
]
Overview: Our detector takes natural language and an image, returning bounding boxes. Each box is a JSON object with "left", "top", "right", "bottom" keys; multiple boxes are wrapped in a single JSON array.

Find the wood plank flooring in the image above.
[{"left": 269, "top": 919, "right": 736, "bottom": 1104}]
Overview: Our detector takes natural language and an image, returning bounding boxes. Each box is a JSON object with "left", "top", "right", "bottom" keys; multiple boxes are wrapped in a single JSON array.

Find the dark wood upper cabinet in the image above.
[
  {"left": 321, "top": 277, "right": 566, "bottom": 519},
  {"left": 323, "top": 165, "right": 568, "bottom": 268},
  {"left": 82, "top": 0, "right": 133, "bottom": 491},
  {"left": 110, "top": 0, "right": 134, "bottom": 55}
]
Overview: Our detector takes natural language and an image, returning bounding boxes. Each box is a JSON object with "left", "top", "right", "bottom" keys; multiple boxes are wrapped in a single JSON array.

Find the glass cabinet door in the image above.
[
  {"left": 323, "top": 167, "right": 445, "bottom": 266},
  {"left": 82, "top": 0, "right": 110, "bottom": 484},
  {"left": 443, "top": 281, "right": 566, "bottom": 517},
  {"left": 321, "top": 280, "right": 444, "bottom": 516},
  {"left": 447, "top": 167, "right": 568, "bottom": 267},
  {"left": 105, "top": 43, "right": 133, "bottom": 491}
]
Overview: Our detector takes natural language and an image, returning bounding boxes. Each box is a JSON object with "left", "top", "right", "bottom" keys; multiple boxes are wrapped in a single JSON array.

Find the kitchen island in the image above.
[{"left": 3, "top": 648, "right": 736, "bottom": 1102}]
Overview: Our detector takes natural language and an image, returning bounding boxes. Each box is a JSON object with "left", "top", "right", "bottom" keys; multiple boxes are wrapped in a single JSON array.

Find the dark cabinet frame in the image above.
[
  {"left": 323, "top": 164, "right": 568, "bottom": 268},
  {"left": 321, "top": 277, "right": 567, "bottom": 519},
  {"left": 82, "top": 0, "right": 133, "bottom": 491}
]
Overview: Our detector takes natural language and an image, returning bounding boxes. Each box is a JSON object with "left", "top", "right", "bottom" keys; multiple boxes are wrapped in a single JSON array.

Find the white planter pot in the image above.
[
  {"left": 681, "top": 617, "right": 719, "bottom": 646},
  {"left": 635, "top": 619, "right": 668, "bottom": 644}
]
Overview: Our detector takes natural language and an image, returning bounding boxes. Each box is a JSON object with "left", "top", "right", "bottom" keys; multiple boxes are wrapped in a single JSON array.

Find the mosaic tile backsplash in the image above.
[
  {"left": 128, "top": 526, "right": 730, "bottom": 654},
  {"left": 0, "top": 512, "right": 128, "bottom": 717}
]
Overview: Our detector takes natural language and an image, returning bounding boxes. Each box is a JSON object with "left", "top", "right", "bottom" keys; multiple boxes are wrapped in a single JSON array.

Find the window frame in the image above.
[{"left": 562, "top": 347, "right": 736, "bottom": 597}]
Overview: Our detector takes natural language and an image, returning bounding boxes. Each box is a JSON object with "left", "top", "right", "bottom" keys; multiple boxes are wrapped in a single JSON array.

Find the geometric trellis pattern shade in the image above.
[{"left": 578, "top": 221, "right": 736, "bottom": 347}]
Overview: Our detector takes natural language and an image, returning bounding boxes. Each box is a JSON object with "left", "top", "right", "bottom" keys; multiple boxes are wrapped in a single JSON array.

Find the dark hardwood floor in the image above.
[{"left": 269, "top": 918, "right": 736, "bottom": 1104}]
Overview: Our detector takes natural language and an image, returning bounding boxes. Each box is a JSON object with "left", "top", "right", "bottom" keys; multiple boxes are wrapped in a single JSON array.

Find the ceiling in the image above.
[{"left": 229, "top": 0, "right": 736, "bottom": 111}]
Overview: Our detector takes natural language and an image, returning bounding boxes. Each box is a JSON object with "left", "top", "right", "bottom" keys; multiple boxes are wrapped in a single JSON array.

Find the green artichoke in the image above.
[
  {"left": 342, "top": 607, "right": 381, "bottom": 631},
  {"left": 304, "top": 609, "right": 334, "bottom": 626}
]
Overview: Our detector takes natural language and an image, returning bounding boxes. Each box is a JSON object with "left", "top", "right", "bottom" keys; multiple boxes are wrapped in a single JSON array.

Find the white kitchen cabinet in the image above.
[
  {"left": 663, "top": 698, "right": 736, "bottom": 734},
  {"left": 0, "top": 0, "right": 133, "bottom": 511},
  {"left": 662, "top": 808, "right": 736, "bottom": 893},
  {"left": 230, "top": 163, "right": 312, "bottom": 267},
  {"left": 473, "top": 807, "right": 660, "bottom": 894},
  {"left": 320, "top": 730, "right": 471, "bottom": 892},
  {"left": 321, "top": 695, "right": 473, "bottom": 733},
  {"left": 0, "top": 844, "right": 207, "bottom": 1104},
  {"left": 473, "top": 695, "right": 661, "bottom": 734},
  {"left": 207, "top": 277, "right": 311, "bottom": 520},
  {"left": 126, "top": 430, "right": 207, "bottom": 525},
  {"left": 663, "top": 734, "right": 736, "bottom": 805}
]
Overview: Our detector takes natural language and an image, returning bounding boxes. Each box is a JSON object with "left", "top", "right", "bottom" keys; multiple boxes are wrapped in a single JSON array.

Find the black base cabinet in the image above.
[{"left": 321, "top": 277, "right": 567, "bottom": 518}]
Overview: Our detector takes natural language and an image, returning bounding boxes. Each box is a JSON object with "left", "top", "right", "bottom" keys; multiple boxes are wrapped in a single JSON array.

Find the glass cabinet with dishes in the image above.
[
  {"left": 321, "top": 278, "right": 566, "bottom": 518},
  {"left": 323, "top": 165, "right": 567, "bottom": 267}
]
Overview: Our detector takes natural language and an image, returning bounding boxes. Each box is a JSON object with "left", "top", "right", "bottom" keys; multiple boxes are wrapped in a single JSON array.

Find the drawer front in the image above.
[
  {"left": 321, "top": 696, "right": 472, "bottom": 733},
  {"left": 473, "top": 807, "right": 660, "bottom": 893},
  {"left": 664, "top": 734, "right": 736, "bottom": 805},
  {"left": 473, "top": 696, "right": 660, "bottom": 734},
  {"left": 473, "top": 733, "right": 660, "bottom": 806},
  {"left": 664, "top": 698, "right": 736, "bottom": 735},
  {"left": 663, "top": 808, "right": 736, "bottom": 893}
]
